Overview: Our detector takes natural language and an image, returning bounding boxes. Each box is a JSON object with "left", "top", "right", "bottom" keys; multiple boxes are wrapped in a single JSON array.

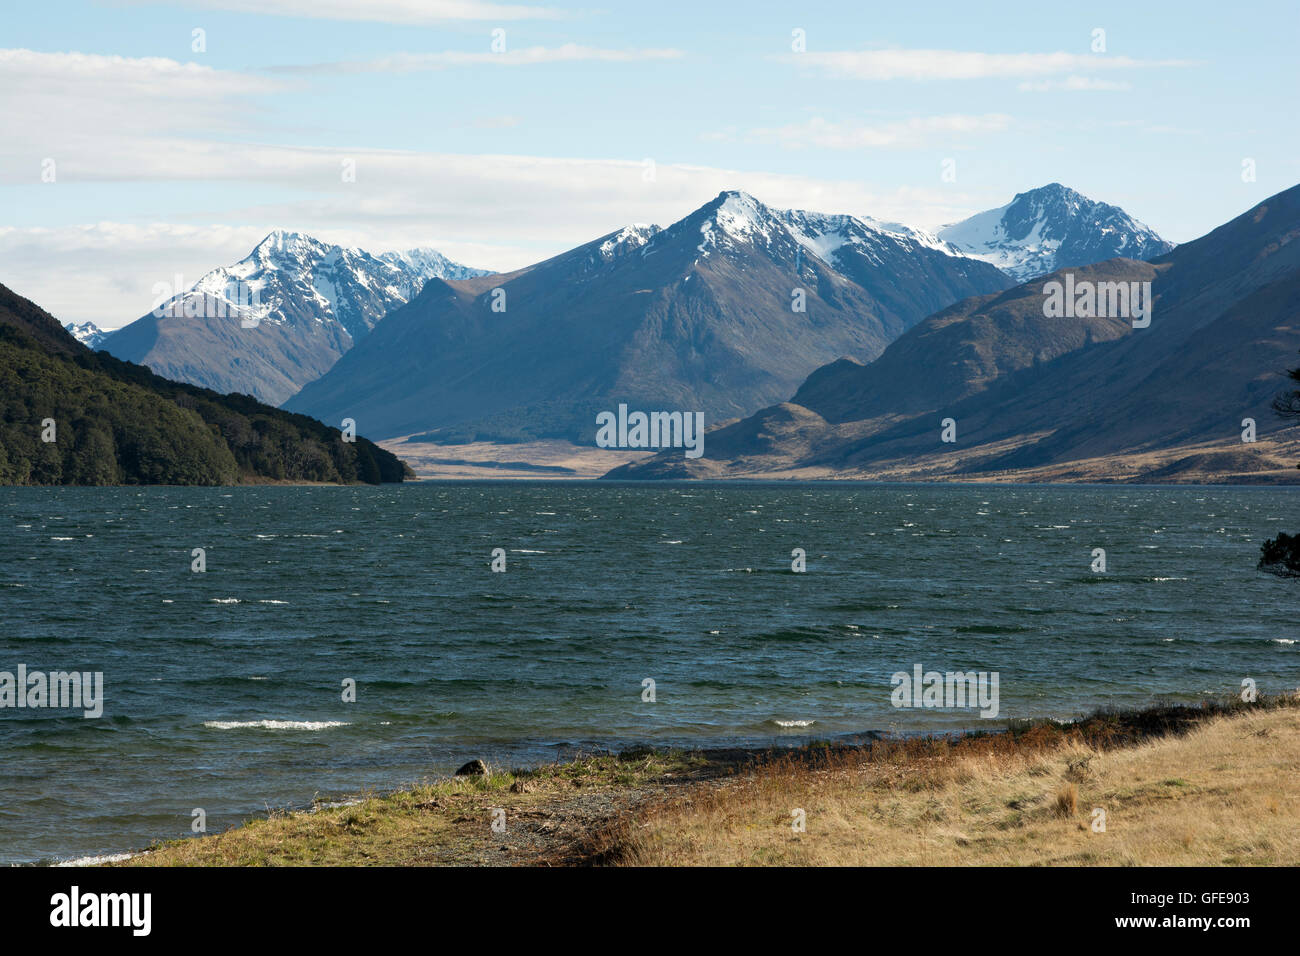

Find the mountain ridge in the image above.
[
  {"left": 284, "top": 189, "right": 1014, "bottom": 442},
  {"left": 606, "top": 183, "right": 1300, "bottom": 483},
  {"left": 102, "top": 232, "right": 488, "bottom": 405}
]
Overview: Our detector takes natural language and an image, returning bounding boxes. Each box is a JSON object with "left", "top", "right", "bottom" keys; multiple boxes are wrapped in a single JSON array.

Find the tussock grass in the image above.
[{"left": 611, "top": 696, "right": 1300, "bottom": 866}]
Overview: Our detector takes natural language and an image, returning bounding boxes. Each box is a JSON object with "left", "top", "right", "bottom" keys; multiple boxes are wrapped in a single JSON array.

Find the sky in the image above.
[{"left": 2, "top": 0, "right": 1297, "bottom": 327}]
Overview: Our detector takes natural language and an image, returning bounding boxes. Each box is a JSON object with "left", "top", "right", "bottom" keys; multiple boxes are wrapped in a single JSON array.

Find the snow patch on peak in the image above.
[
  {"left": 713, "top": 191, "right": 771, "bottom": 237},
  {"left": 775, "top": 207, "right": 965, "bottom": 270},
  {"left": 599, "top": 223, "right": 660, "bottom": 259},
  {"left": 252, "top": 230, "right": 324, "bottom": 262},
  {"left": 378, "top": 248, "right": 490, "bottom": 281},
  {"left": 697, "top": 191, "right": 778, "bottom": 254}
]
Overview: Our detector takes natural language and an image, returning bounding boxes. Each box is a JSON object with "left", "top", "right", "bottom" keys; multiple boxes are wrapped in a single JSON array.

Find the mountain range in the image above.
[
  {"left": 283, "top": 190, "right": 1014, "bottom": 442},
  {"left": 101, "top": 232, "right": 488, "bottom": 406},
  {"left": 608, "top": 183, "right": 1300, "bottom": 483},
  {"left": 32, "top": 181, "right": 1186, "bottom": 482},
  {"left": 74, "top": 184, "right": 1174, "bottom": 457}
]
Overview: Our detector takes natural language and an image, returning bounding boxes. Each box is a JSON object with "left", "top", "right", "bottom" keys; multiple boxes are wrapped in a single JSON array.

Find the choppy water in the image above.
[{"left": 2, "top": 482, "right": 1297, "bottom": 864}]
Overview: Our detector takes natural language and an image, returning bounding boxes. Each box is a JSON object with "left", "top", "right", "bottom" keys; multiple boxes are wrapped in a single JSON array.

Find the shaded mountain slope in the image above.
[
  {"left": 608, "top": 184, "right": 1300, "bottom": 482},
  {"left": 285, "top": 191, "right": 1012, "bottom": 441},
  {"left": 0, "top": 283, "right": 406, "bottom": 485}
]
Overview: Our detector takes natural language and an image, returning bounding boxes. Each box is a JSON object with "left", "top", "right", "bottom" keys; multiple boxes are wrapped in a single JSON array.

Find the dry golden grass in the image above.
[
  {"left": 117, "top": 751, "right": 707, "bottom": 867},
  {"left": 616, "top": 703, "right": 1300, "bottom": 866},
  {"left": 114, "top": 699, "right": 1300, "bottom": 867}
]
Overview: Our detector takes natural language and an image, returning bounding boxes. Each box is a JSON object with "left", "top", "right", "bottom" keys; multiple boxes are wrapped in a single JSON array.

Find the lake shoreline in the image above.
[{"left": 104, "top": 694, "right": 1300, "bottom": 867}]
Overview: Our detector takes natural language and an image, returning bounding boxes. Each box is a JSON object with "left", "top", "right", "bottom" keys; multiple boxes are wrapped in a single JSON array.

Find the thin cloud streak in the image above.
[
  {"left": 745, "top": 114, "right": 1013, "bottom": 150},
  {"left": 269, "top": 45, "right": 685, "bottom": 74},
  {"left": 785, "top": 49, "right": 1201, "bottom": 81},
  {"left": 123, "top": 0, "right": 564, "bottom": 23}
]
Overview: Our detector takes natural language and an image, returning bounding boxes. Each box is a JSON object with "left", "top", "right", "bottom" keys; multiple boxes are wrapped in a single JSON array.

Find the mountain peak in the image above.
[
  {"left": 1022, "top": 182, "right": 1075, "bottom": 196},
  {"left": 255, "top": 228, "right": 317, "bottom": 249},
  {"left": 245, "top": 231, "right": 335, "bottom": 273},
  {"left": 63, "top": 320, "right": 108, "bottom": 349},
  {"left": 694, "top": 190, "right": 781, "bottom": 253},
  {"left": 714, "top": 188, "right": 760, "bottom": 202},
  {"left": 938, "top": 185, "right": 1173, "bottom": 281},
  {"left": 1008, "top": 182, "right": 1091, "bottom": 215},
  {"left": 711, "top": 189, "right": 767, "bottom": 218}
]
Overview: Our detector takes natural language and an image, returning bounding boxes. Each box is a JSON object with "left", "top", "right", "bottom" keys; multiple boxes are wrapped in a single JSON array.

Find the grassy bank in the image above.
[{"left": 117, "top": 695, "right": 1300, "bottom": 866}]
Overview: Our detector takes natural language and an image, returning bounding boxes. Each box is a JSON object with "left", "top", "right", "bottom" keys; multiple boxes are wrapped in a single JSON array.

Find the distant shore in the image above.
[
  {"left": 376, "top": 434, "right": 1300, "bottom": 484},
  {"left": 105, "top": 694, "right": 1300, "bottom": 867}
]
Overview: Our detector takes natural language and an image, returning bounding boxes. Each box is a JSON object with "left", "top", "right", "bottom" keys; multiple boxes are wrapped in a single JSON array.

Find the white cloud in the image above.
[
  {"left": 785, "top": 49, "right": 1199, "bottom": 81},
  {"left": 272, "top": 44, "right": 685, "bottom": 74},
  {"left": 0, "top": 221, "right": 543, "bottom": 329},
  {"left": 0, "top": 224, "right": 274, "bottom": 329},
  {"left": 1, "top": 151, "right": 986, "bottom": 325},
  {"left": 747, "top": 114, "right": 1012, "bottom": 150},
  {"left": 125, "top": 0, "right": 562, "bottom": 23},
  {"left": 471, "top": 115, "right": 523, "bottom": 128},
  {"left": 0, "top": 48, "right": 280, "bottom": 100},
  {"left": 0, "top": 49, "right": 286, "bottom": 163},
  {"left": 1019, "top": 75, "right": 1132, "bottom": 92},
  {"left": 0, "top": 49, "right": 992, "bottom": 327}
]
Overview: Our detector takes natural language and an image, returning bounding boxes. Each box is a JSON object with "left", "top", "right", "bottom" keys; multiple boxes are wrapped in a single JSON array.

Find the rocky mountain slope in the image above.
[
  {"left": 285, "top": 190, "right": 1013, "bottom": 442},
  {"left": 609, "top": 184, "right": 1300, "bottom": 483},
  {"left": 102, "top": 231, "right": 487, "bottom": 405}
]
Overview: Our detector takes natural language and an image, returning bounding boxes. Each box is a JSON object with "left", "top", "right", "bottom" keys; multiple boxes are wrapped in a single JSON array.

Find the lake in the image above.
[{"left": 2, "top": 481, "right": 1297, "bottom": 864}]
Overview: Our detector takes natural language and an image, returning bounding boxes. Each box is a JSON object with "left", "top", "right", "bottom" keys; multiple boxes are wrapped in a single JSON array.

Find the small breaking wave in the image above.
[
  {"left": 55, "top": 852, "right": 135, "bottom": 867},
  {"left": 203, "top": 720, "right": 350, "bottom": 731}
]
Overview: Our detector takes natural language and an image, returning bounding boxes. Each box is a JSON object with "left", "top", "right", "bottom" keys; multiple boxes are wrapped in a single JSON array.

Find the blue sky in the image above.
[{"left": 2, "top": 0, "right": 1297, "bottom": 325}]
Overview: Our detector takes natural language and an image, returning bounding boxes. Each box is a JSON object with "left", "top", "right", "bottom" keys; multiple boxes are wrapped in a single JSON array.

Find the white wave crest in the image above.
[
  {"left": 55, "top": 852, "right": 135, "bottom": 866},
  {"left": 203, "top": 720, "right": 349, "bottom": 731}
]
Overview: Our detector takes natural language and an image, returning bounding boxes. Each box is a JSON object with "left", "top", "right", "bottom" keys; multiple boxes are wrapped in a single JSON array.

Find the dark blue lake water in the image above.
[{"left": 2, "top": 482, "right": 1297, "bottom": 864}]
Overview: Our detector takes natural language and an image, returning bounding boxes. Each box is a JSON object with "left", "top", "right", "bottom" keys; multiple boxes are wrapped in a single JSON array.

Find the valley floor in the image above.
[
  {"left": 379, "top": 436, "right": 651, "bottom": 480},
  {"left": 381, "top": 434, "right": 1300, "bottom": 484},
  {"left": 114, "top": 696, "right": 1300, "bottom": 867}
]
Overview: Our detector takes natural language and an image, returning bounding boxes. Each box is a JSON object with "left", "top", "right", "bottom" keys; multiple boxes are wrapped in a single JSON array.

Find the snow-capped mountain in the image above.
[
  {"left": 102, "top": 232, "right": 489, "bottom": 405},
  {"left": 612, "top": 182, "right": 1300, "bottom": 484},
  {"left": 63, "top": 321, "right": 108, "bottom": 349},
  {"left": 285, "top": 190, "right": 1012, "bottom": 441},
  {"left": 181, "top": 230, "right": 488, "bottom": 339},
  {"left": 938, "top": 183, "right": 1174, "bottom": 281}
]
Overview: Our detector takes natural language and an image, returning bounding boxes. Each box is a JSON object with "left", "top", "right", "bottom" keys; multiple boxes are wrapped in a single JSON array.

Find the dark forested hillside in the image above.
[{"left": 0, "top": 283, "right": 408, "bottom": 485}]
